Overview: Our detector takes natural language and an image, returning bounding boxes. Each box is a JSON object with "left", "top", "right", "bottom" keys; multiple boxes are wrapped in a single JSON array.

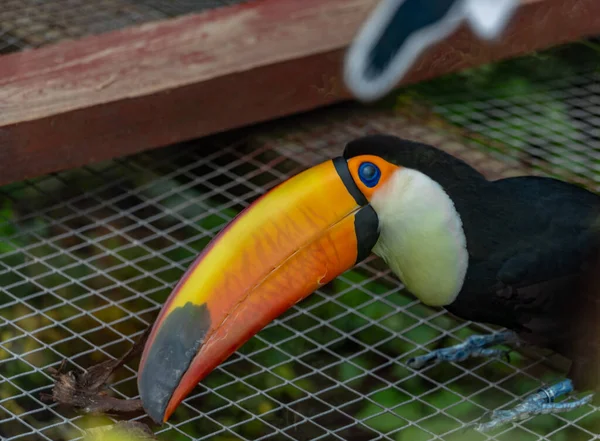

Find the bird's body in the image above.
[
  {"left": 449, "top": 176, "right": 600, "bottom": 371},
  {"left": 346, "top": 136, "right": 600, "bottom": 392}
]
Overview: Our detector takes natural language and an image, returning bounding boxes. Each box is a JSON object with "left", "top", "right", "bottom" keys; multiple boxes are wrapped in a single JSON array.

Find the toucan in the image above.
[{"left": 137, "top": 135, "right": 599, "bottom": 431}]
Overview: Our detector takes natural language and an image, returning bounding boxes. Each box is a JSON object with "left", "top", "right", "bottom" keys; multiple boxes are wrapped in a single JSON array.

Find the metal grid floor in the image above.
[
  {"left": 1, "top": 103, "right": 599, "bottom": 441},
  {"left": 0, "top": 0, "right": 249, "bottom": 54}
]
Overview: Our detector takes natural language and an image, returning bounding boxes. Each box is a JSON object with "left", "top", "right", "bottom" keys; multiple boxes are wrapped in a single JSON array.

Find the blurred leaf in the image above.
[
  {"left": 395, "top": 401, "right": 436, "bottom": 422},
  {"left": 0, "top": 200, "right": 18, "bottom": 253},
  {"left": 371, "top": 388, "right": 411, "bottom": 408},
  {"left": 363, "top": 411, "right": 407, "bottom": 433},
  {"left": 356, "top": 389, "right": 411, "bottom": 433},
  {"left": 338, "top": 362, "right": 363, "bottom": 382},
  {"left": 395, "top": 425, "right": 432, "bottom": 441},
  {"left": 423, "top": 389, "right": 462, "bottom": 409}
]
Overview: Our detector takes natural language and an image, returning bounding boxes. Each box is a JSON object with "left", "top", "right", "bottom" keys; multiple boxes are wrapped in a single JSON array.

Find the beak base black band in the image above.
[
  {"left": 355, "top": 206, "right": 380, "bottom": 263},
  {"left": 333, "top": 157, "right": 368, "bottom": 206}
]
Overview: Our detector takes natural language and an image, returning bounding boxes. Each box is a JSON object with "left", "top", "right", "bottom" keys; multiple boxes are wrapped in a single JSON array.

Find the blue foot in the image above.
[
  {"left": 407, "top": 331, "right": 517, "bottom": 369},
  {"left": 475, "top": 379, "right": 594, "bottom": 432}
]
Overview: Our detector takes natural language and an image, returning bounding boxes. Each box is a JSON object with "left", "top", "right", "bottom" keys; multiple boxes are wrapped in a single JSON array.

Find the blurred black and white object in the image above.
[{"left": 344, "top": 0, "right": 519, "bottom": 102}]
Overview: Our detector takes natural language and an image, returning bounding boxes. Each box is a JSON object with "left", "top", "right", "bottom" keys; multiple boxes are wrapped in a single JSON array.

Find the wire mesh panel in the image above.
[
  {"left": 2, "top": 42, "right": 600, "bottom": 441},
  {"left": 0, "top": 0, "right": 250, "bottom": 54},
  {"left": 404, "top": 39, "right": 600, "bottom": 193}
]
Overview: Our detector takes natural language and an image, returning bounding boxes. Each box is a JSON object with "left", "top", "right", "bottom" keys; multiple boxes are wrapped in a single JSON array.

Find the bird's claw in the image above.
[
  {"left": 407, "top": 331, "right": 516, "bottom": 369},
  {"left": 473, "top": 379, "right": 594, "bottom": 432}
]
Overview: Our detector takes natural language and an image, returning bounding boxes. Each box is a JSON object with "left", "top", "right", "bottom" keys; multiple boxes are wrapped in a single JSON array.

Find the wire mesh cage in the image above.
[
  {"left": 2, "top": 15, "right": 600, "bottom": 441},
  {"left": 0, "top": 0, "right": 248, "bottom": 53}
]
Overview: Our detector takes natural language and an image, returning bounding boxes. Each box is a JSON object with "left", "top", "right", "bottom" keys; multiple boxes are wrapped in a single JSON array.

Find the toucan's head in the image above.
[{"left": 138, "top": 135, "right": 475, "bottom": 423}]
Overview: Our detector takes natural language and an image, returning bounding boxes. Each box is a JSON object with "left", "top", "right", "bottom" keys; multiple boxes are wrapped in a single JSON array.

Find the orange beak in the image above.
[{"left": 137, "top": 158, "right": 379, "bottom": 424}]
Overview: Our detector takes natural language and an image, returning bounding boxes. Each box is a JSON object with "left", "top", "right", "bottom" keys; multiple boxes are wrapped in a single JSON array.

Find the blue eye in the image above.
[{"left": 358, "top": 162, "right": 381, "bottom": 187}]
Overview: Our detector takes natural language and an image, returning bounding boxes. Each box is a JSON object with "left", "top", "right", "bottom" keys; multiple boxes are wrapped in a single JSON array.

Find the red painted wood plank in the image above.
[
  {"left": 0, "top": 0, "right": 375, "bottom": 126},
  {"left": 0, "top": 0, "right": 599, "bottom": 185}
]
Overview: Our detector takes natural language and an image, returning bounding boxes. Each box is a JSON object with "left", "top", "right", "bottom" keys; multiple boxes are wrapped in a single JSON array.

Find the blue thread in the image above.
[
  {"left": 475, "top": 379, "right": 593, "bottom": 432},
  {"left": 405, "top": 332, "right": 594, "bottom": 431},
  {"left": 406, "top": 331, "right": 515, "bottom": 369},
  {"left": 358, "top": 162, "right": 381, "bottom": 188}
]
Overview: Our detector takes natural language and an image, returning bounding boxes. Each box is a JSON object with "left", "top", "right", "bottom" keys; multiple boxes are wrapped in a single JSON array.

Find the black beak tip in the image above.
[
  {"left": 138, "top": 366, "right": 171, "bottom": 425},
  {"left": 137, "top": 302, "right": 211, "bottom": 424},
  {"left": 143, "top": 404, "right": 167, "bottom": 426}
]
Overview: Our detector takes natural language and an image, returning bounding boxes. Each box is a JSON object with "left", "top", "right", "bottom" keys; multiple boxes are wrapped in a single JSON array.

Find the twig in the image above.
[{"left": 40, "top": 327, "right": 151, "bottom": 417}]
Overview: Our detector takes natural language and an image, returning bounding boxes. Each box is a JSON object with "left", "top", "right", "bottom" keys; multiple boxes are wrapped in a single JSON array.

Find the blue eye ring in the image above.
[{"left": 358, "top": 162, "right": 381, "bottom": 188}]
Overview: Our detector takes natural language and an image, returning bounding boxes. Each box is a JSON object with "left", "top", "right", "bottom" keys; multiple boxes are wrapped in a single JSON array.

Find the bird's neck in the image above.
[{"left": 371, "top": 168, "right": 469, "bottom": 306}]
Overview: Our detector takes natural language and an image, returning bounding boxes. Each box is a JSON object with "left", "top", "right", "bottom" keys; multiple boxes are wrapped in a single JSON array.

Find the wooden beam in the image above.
[{"left": 0, "top": 0, "right": 599, "bottom": 185}]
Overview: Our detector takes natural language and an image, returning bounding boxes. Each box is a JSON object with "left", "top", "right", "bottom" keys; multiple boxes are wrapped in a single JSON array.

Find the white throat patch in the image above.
[{"left": 370, "top": 168, "right": 468, "bottom": 306}]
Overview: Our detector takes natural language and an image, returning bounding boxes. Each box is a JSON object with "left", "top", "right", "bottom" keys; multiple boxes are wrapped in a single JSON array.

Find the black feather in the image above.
[{"left": 349, "top": 135, "right": 600, "bottom": 391}]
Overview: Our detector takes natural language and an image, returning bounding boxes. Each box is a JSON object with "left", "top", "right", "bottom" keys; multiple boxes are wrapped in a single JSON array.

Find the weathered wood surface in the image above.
[{"left": 0, "top": 0, "right": 599, "bottom": 185}]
